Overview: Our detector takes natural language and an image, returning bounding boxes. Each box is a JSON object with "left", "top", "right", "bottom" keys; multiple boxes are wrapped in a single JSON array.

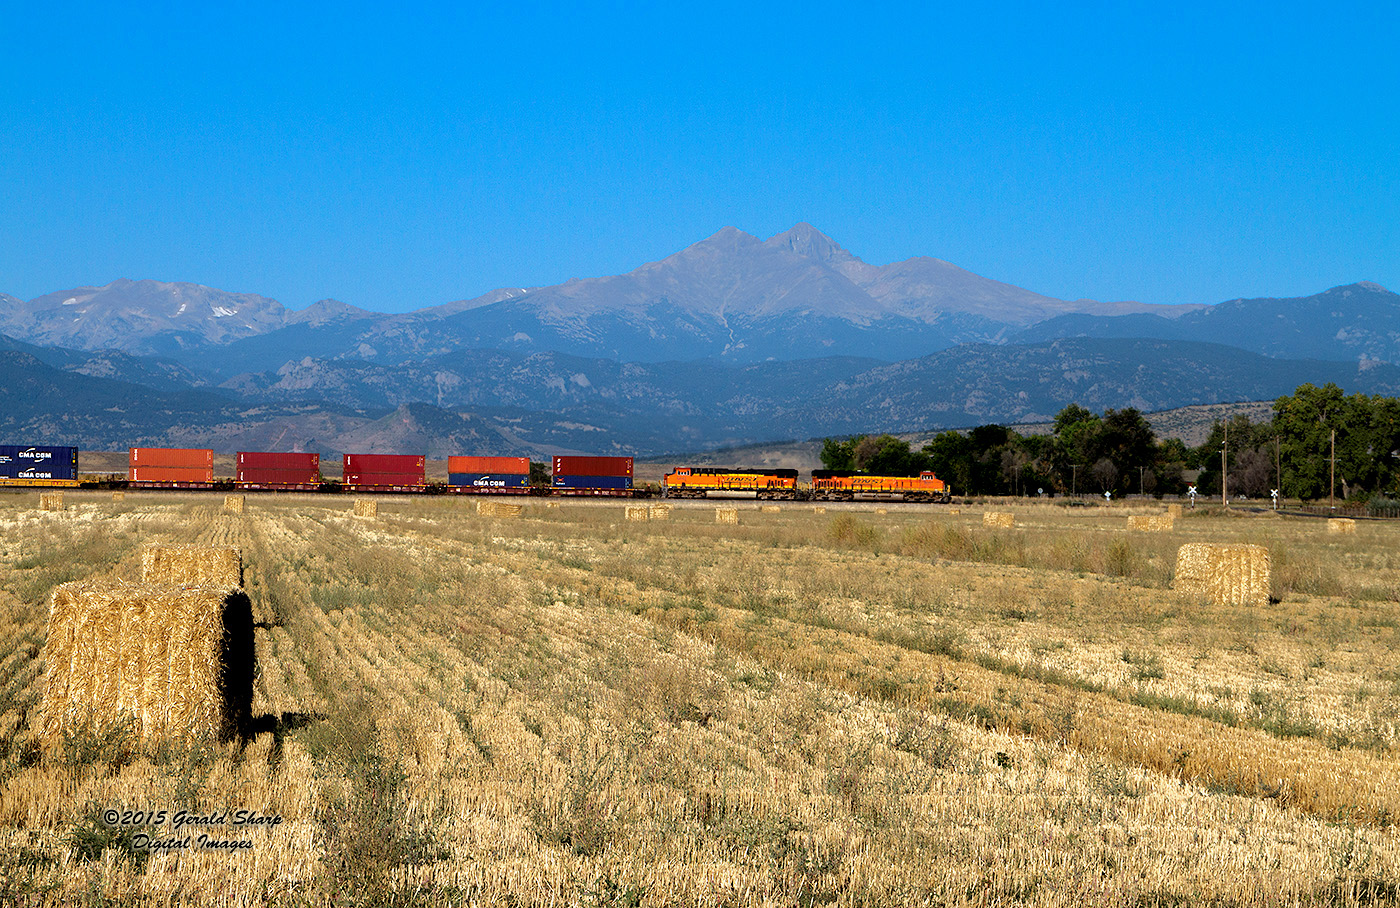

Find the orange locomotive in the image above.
[
  {"left": 809, "top": 470, "right": 951, "bottom": 502},
  {"left": 663, "top": 467, "right": 800, "bottom": 500}
]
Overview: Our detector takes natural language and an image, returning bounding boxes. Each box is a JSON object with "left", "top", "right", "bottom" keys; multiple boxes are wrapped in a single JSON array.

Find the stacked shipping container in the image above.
[
  {"left": 448, "top": 456, "right": 530, "bottom": 491},
  {"left": 343, "top": 453, "right": 425, "bottom": 490},
  {"left": 551, "top": 455, "right": 633, "bottom": 493},
  {"left": 129, "top": 448, "right": 215, "bottom": 485},
  {"left": 237, "top": 452, "right": 321, "bottom": 489},
  {"left": 0, "top": 445, "right": 79, "bottom": 486}
]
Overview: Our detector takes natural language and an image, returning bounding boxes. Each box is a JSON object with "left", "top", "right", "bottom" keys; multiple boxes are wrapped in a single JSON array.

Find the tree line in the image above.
[{"left": 821, "top": 383, "right": 1400, "bottom": 502}]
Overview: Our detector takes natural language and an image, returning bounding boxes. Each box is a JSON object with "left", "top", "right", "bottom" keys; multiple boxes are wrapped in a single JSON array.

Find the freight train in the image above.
[{"left": 0, "top": 445, "right": 953, "bottom": 502}]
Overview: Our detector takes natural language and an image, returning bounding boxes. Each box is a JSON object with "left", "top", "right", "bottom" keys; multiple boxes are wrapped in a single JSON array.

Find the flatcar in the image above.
[
  {"left": 810, "top": 470, "right": 951, "bottom": 502},
  {"left": 663, "top": 467, "right": 800, "bottom": 500}
]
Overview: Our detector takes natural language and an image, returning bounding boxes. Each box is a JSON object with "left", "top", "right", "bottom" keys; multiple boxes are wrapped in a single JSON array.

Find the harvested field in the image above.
[{"left": 0, "top": 492, "right": 1398, "bottom": 906}]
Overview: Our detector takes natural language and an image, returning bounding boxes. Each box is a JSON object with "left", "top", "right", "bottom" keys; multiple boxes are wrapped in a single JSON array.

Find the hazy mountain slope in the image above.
[{"left": 1014, "top": 283, "right": 1400, "bottom": 363}]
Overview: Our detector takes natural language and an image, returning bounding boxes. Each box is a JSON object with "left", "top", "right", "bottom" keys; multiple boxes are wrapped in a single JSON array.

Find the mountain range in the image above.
[{"left": 2, "top": 224, "right": 1397, "bottom": 456}]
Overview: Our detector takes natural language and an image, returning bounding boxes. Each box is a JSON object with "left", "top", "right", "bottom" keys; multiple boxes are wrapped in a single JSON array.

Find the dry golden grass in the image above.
[{"left": 0, "top": 492, "right": 1398, "bottom": 905}]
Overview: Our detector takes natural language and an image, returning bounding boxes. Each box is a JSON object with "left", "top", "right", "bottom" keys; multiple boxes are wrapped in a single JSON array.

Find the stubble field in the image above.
[{"left": 1, "top": 492, "right": 1398, "bottom": 906}]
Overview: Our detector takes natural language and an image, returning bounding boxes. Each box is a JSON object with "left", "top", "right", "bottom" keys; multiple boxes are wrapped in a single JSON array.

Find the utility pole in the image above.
[
  {"left": 1330, "top": 429, "right": 1336, "bottom": 511},
  {"left": 1221, "top": 420, "right": 1228, "bottom": 508},
  {"left": 1071, "top": 464, "right": 1079, "bottom": 498},
  {"left": 1275, "top": 435, "right": 1281, "bottom": 500},
  {"left": 1139, "top": 465, "right": 1145, "bottom": 497}
]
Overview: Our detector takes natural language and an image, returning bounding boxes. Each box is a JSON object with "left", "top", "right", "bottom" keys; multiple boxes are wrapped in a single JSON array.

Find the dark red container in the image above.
[
  {"left": 551, "top": 455, "right": 632, "bottom": 478},
  {"left": 130, "top": 447, "right": 214, "bottom": 469},
  {"left": 449, "top": 456, "right": 529, "bottom": 475},
  {"left": 239, "top": 451, "right": 320, "bottom": 471},
  {"left": 238, "top": 468, "right": 322, "bottom": 485},
  {"left": 344, "top": 472, "right": 426, "bottom": 487},
  {"left": 344, "top": 454, "right": 425, "bottom": 474}
]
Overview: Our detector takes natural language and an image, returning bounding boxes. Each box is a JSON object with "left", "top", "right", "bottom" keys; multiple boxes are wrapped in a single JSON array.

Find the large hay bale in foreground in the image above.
[
  {"left": 983, "top": 512, "right": 1015, "bottom": 528},
  {"left": 716, "top": 507, "right": 739, "bottom": 525},
  {"left": 353, "top": 498, "right": 377, "bottom": 518},
  {"left": 141, "top": 544, "right": 243, "bottom": 588},
  {"left": 648, "top": 504, "right": 672, "bottom": 520},
  {"left": 1167, "top": 503, "right": 1183, "bottom": 519},
  {"left": 1327, "top": 518, "right": 1357, "bottom": 535},
  {"left": 1128, "top": 514, "right": 1174, "bottom": 532},
  {"left": 41, "top": 581, "right": 253, "bottom": 741},
  {"left": 1173, "top": 543, "right": 1271, "bottom": 606},
  {"left": 625, "top": 505, "right": 650, "bottom": 522},
  {"left": 39, "top": 492, "right": 64, "bottom": 511},
  {"left": 223, "top": 494, "right": 245, "bottom": 515}
]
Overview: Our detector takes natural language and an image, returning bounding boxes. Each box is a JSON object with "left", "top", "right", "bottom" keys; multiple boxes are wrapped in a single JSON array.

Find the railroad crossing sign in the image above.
[
  {"left": 1187, "top": 485, "right": 1198, "bottom": 508},
  {"left": 1271, "top": 488, "right": 1280, "bottom": 510}
]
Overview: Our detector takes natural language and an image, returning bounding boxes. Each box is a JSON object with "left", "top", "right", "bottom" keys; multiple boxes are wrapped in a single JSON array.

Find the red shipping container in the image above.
[
  {"left": 238, "top": 451, "right": 320, "bottom": 471},
  {"left": 130, "top": 447, "right": 214, "bottom": 469},
  {"left": 343, "top": 454, "right": 425, "bottom": 473},
  {"left": 238, "top": 467, "right": 321, "bottom": 485},
  {"left": 130, "top": 466, "right": 214, "bottom": 483},
  {"left": 552, "top": 455, "right": 633, "bottom": 478},
  {"left": 448, "top": 456, "right": 530, "bottom": 475},
  {"left": 344, "top": 473, "right": 425, "bottom": 486}
]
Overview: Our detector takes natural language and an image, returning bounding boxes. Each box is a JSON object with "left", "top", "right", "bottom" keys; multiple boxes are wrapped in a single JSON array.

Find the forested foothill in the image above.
[{"left": 823, "top": 383, "right": 1400, "bottom": 505}]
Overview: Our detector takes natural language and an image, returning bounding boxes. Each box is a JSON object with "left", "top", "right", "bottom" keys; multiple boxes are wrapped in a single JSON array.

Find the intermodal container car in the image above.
[
  {"left": 449, "top": 473, "right": 530, "bottom": 490},
  {"left": 551, "top": 474, "right": 632, "bottom": 492},
  {"left": 129, "top": 447, "right": 214, "bottom": 469},
  {"left": 551, "top": 456, "right": 633, "bottom": 478},
  {"left": 236, "top": 452, "right": 321, "bottom": 488},
  {"left": 0, "top": 445, "right": 79, "bottom": 486},
  {"left": 449, "top": 456, "right": 529, "bottom": 475}
]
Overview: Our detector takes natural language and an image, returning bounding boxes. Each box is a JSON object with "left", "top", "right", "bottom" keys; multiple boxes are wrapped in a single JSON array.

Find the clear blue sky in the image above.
[{"left": 2, "top": 2, "right": 1396, "bottom": 312}]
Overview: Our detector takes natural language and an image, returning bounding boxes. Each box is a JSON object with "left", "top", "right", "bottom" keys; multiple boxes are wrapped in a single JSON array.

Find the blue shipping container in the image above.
[
  {"left": 552, "top": 474, "right": 632, "bottom": 491},
  {"left": 449, "top": 473, "right": 530, "bottom": 489},
  {"left": 0, "top": 445, "right": 78, "bottom": 481}
]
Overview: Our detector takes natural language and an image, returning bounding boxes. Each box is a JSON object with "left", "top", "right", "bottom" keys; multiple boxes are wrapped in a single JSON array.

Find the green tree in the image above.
[{"left": 820, "top": 437, "right": 859, "bottom": 471}]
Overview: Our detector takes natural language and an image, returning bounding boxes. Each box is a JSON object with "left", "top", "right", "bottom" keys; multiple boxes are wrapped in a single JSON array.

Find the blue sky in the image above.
[{"left": 2, "top": 2, "right": 1396, "bottom": 312}]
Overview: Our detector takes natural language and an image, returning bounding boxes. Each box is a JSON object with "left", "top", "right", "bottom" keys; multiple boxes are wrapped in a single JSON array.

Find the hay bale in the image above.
[
  {"left": 41, "top": 581, "right": 253, "bottom": 742},
  {"left": 38, "top": 492, "right": 64, "bottom": 511},
  {"left": 545, "top": 501, "right": 560, "bottom": 509},
  {"left": 353, "top": 498, "right": 377, "bottom": 518},
  {"left": 1167, "top": 503, "right": 1183, "bottom": 519},
  {"left": 983, "top": 512, "right": 1015, "bottom": 528},
  {"left": 625, "top": 505, "right": 650, "bottom": 522},
  {"left": 716, "top": 507, "right": 739, "bottom": 525},
  {"left": 648, "top": 504, "right": 672, "bottom": 520},
  {"left": 813, "top": 506, "right": 827, "bottom": 514},
  {"left": 948, "top": 508, "right": 961, "bottom": 515},
  {"left": 494, "top": 503, "right": 523, "bottom": 518},
  {"left": 1173, "top": 543, "right": 1271, "bottom": 606},
  {"left": 1127, "top": 514, "right": 1174, "bottom": 532},
  {"left": 760, "top": 505, "right": 780, "bottom": 514},
  {"left": 875, "top": 507, "right": 888, "bottom": 515},
  {"left": 223, "top": 495, "right": 245, "bottom": 515},
  {"left": 112, "top": 491, "right": 125, "bottom": 502},
  {"left": 141, "top": 544, "right": 243, "bottom": 588},
  {"left": 1327, "top": 518, "right": 1357, "bottom": 535}
]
